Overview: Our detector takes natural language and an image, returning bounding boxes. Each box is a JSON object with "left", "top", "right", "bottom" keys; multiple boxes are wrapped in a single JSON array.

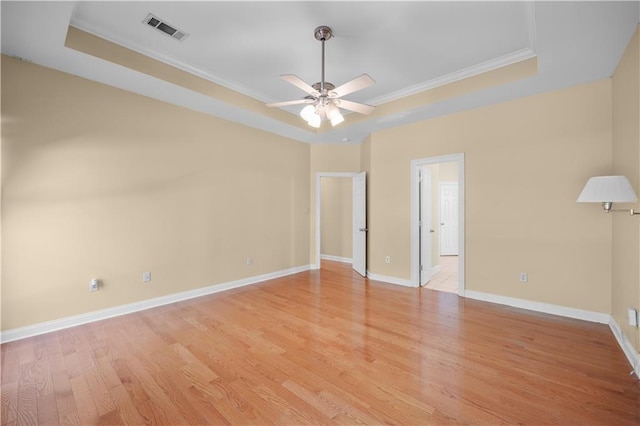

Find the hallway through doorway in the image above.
[{"left": 425, "top": 256, "right": 458, "bottom": 294}]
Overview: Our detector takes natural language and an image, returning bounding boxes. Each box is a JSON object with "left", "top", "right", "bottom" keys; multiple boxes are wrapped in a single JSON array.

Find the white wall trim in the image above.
[
  {"left": 464, "top": 290, "right": 611, "bottom": 324},
  {"left": 68, "top": 22, "right": 275, "bottom": 104},
  {"left": 609, "top": 316, "right": 640, "bottom": 378},
  {"left": 367, "top": 271, "right": 416, "bottom": 288},
  {"left": 431, "top": 265, "right": 441, "bottom": 276},
  {"left": 446, "top": 288, "right": 640, "bottom": 377},
  {"left": 320, "top": 254, "right": 353, "bottom": 264},
  {"left": 367, "top": 48, "right": 536, "bottom": 106},
  {"left": 0, "top": 264, "right": 311, "bottom": 344},
  {"left": 525, "top": 1, "right": 538, "bottom": 54}
]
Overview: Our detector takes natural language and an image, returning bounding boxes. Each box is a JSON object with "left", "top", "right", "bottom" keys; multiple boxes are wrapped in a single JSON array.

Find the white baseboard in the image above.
[
  {"left": 8, "top": 266, "right": 636, "bottom": 379},
  {"left": 431, "top": 265, "right": 441, "bottom": 275},
  {"left": 366, "top": 271, "right": 416, "bottom": 287},
  {"left": 609, "top": 316, "right": 640, "bottom": 378},
  {"left": 0, "top": 264, "right": 312, "bottom": 344},
  {"left": 320, "top": 254, "right": 353, "bottom": 264},
  {"left": 464, "top": 290, "right": 611, "bottom": 324}
]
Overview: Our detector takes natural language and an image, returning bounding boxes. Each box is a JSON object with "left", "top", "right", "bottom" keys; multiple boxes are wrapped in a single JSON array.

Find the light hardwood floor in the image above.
[{"left": 2, "top": 260, "right": 639, "bottom": 425}]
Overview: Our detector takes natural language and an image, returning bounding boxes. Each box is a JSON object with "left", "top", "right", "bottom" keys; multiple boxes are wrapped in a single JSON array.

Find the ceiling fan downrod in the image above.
[{"left": 314, "top": 26, "right": 332, "bottom": 95}]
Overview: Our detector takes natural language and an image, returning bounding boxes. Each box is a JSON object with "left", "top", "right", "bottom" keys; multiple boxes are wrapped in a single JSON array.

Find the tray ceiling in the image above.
[{"left": 2, "top": 2, "right": 639, "bottom": 144}]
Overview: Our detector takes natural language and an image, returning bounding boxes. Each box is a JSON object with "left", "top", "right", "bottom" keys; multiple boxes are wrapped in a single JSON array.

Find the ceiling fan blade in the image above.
[
  {"left": 281, "top": 74, "right": 318, "bottom": 95},
  {"left": 331, "top": 74, "right": 375, "bottom": 98},
  {"left": 337, "top": 99, "right": 375, "bottom": 115},
  {"left": 266, "top": 99, "right": 314, "bottom": 108}
]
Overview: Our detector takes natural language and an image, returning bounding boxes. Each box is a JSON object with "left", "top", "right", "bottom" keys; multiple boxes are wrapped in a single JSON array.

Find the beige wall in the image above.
[
  {"left": 320, "top": 178, "right": 352, "bottom": 259},
  {"left": 439, "top": 161, "right": 459, "bottom": 183},
  {"left": 309, "top": 144, "right": 361, "bottom": 265},
  {"left": 612, "top": 26, "right": 640, "bottom": 353},
  {"left": 1, "top": 56, "right": 310, "bottom": 330},
  {"left": 369, "top": 79, "right": 613, "bottom": 313}
]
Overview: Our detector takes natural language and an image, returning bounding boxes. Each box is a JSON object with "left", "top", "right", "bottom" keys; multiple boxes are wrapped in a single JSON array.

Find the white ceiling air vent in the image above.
[{"left": 143, "top": 13, "right": 188, "bottom": 41}]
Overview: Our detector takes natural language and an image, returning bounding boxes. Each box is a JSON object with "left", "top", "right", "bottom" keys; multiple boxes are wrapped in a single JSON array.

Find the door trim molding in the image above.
[
  {"left": 410, "top": 154, "right": 465, "bottom": 293},
  {"left": 315, "top": 172, "right": 358, "bottom": 269},
  {"left": 419, "top": 166, "right": 433, "bottom": 286}
]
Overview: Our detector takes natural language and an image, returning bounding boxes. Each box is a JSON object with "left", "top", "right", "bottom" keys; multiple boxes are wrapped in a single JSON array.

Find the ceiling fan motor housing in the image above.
[{"left": 312, "top": 82, "right": 335, "bottom": 94}]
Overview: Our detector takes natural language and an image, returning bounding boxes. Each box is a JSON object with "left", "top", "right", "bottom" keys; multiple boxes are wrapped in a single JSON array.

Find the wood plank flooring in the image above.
[{"left": 2, "top": 260, "right": 639, "bottom": 425}]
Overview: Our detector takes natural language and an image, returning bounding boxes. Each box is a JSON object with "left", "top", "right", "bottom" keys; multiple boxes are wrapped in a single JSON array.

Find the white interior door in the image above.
[
  {"left": 352, "top": 172, "right": 367, "bottom": 276},
  {"left": 420, "top": 167, "right": 432, "bottom": 285},
  {"left": 440, "top": 182, "right": 459, "bottom": 255}
]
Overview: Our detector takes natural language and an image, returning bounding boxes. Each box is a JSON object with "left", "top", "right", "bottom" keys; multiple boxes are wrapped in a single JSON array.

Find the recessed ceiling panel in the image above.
[{"left": 70, "top": 1, "right": 535, "bottom": 106}]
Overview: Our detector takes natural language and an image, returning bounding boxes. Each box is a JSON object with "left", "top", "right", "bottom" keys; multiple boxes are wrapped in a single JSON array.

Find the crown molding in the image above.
[
  {"left": 366, "top": 48, "right": 536, "bottom": 106},
  {"left": 68, "top": 20, "right": 274, "bottom": 104}
]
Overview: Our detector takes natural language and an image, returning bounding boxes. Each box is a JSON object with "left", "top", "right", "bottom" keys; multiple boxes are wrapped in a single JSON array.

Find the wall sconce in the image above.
[{"left": 577, "top": 175, "right": 639, "bottom": 215}]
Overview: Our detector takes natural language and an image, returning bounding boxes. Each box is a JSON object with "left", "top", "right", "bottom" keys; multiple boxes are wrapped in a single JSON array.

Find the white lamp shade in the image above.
[
  {"left": 300, "top": 104, "right": 316, "bottom": 122},
  {"left": 307, "top": 113, "right": 321, "bottom": 128},
  {"left": 324, "top": 103, "right": 340, "bottom": 121},
  {"left": 330, "top": 112, "right": 344, "bottom": 126},
  {"left": 577, "top": 176, "right": 638, "bottom": 203}
]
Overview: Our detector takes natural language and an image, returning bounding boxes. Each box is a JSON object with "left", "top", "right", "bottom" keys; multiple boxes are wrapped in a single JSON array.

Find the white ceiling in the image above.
[{"left": 2, "top": 1, "right": 639, "bottom": 144}]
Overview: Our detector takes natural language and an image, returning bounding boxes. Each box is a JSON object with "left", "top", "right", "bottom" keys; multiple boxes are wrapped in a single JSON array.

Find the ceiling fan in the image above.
[{"left": 266, "top": 26, "right": 375, "bottom": 128}]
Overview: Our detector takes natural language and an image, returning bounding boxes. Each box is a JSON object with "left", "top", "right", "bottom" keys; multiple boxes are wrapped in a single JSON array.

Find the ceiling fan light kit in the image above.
[
  {"left": 300, "top": 104, "right": 317, "bottom": 122},
  {"left": 266, "top": 26, "right": 376, "bottom": 128}
]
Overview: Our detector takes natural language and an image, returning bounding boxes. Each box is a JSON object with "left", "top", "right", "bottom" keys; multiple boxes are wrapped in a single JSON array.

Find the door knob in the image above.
[
  {"left": 359, "top": 228, "right": 368, "bottom": 232},
  {"left": 430, "top": 229, "right": 435, "bottom": 233}
]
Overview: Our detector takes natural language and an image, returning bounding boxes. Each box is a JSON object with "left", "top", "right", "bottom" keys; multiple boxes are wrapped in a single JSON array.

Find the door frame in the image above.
[
  {"left": 315, "top": 172, "right": 360, "bottom": 269},
  {"left": 419, "top": 166, "right": 433, "bottom": 286},
  {"left": 410, "top": 154, "right": 465, "bottom": 294}
]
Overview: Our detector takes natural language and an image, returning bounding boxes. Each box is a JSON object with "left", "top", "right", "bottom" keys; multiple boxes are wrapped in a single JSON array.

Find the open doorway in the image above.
[
  {"left": 427, "top": 170, "right": 459, "bottom": 293},
  {"left": 411, "top": 154, "right": 464, "bottom": 294},
  {"left": 319, "top": 176, "right": 353, "bottom": 264},
  {"left": 315, "top": 172, "right": 367, "bottom": 276}
]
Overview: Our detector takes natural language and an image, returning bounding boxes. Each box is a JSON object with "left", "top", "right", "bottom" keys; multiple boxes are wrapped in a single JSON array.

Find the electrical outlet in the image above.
[
  {"left": 385, "top": 256, "right": 391, "bottom": 264},
  {"left": 628, "top": 307, "right": 638, "bottom": 327},
  {"left": 519, "top": 272, "right": 528, "bottom": 283},
  {"left": 89, "top": 278, "right": 99, "bottom": 292},
  {"left": 143, "top": 272, "right": 151, "bottom": 283},
  {"left": 246, "top": 257, "right": 253, "bottom": 266}
]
